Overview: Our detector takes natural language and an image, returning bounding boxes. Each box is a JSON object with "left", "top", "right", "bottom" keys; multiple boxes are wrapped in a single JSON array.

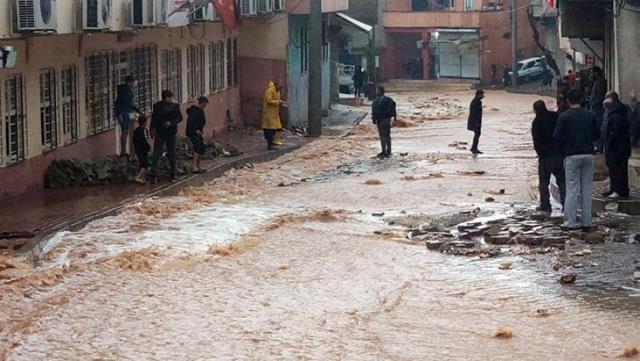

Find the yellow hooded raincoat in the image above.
[{"left": 262, "top": 81, "right": 282, "bottom": 130}]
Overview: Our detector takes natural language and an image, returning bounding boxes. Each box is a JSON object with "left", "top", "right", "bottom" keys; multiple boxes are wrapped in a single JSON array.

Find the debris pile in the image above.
[
  {"left": 45, "top": 155, "right": 187, "bottom": 188},
  {"left": 398, "top": 209, "right": 635, "bottom": 258},
  {"left": 176, "top": 137, "right": 241, "bottom": 160}
]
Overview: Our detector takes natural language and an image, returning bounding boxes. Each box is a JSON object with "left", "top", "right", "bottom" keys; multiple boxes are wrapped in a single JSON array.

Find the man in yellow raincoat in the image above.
[{"left": 262, "top": 81, "right": 284, "bottom": 150}]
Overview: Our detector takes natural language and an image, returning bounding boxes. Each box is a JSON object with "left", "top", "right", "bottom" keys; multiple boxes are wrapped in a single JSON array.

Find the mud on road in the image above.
[{"left": 1, "top": 89, "right": 640, "bottom": 360}]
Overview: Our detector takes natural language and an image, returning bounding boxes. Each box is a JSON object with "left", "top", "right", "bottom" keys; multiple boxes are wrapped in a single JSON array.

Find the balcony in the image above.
[
  {"left": 386, "top": 0, "right": 504, "bottom": 12},
  {"left": 383, "top": 11, "right": 482, "bottom": 28}
]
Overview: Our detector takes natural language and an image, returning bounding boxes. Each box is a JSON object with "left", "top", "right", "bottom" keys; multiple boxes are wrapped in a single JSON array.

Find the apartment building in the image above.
[
  {"left": 380, "top": 0, "right": 540, "bottom": 82},
  {"left": 0, "top": 0, "right": 288, "bottom": 200}
]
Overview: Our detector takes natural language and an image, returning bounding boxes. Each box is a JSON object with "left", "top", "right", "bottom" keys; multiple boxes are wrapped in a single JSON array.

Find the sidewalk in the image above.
[{"left": 0, "top": 107, "right": 366, "bottom": 256}]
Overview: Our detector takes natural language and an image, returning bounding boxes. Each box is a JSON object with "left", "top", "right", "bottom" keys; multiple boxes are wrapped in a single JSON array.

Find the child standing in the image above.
[{"left": 133, "top": 114, "right": 151, "bottom": 184}]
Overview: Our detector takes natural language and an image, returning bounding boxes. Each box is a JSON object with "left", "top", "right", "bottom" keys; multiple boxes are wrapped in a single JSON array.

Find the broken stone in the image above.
[
  {"left": 448, "top": 240, "right": 476, "bottom": 249},
  {"left": 484, "top": 233, "right": 511, "bottom": 245},
  {"left": 559, "top": 273, "right": 577, "bottom": 284},
  {"left": 425, "top": 240, "right": 445, "bottom": 250},
  {"left": 573, "top": 249, "right": 592, "bottom": 257}
]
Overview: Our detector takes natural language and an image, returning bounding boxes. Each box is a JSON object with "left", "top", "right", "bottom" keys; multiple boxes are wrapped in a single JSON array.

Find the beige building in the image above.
[{"left": 0, "top": 0, "right": 258, "bottom": 199}]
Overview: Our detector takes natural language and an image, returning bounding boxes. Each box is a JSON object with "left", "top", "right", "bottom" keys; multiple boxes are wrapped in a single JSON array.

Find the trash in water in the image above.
[
  {"left": 494, "top": 327, "right": 514, "bottom": 339},
  {"left": 485, "top": 188, "right": 506, "bottom": 195},
  {"left": 457, "top": 170, "right": 486, "bottom": 176},
  {"left": 365, "top": 179, "right": 382, "bottom": 185},
  {"left": 535, "top": 309, "right": 550, "bottom": 317},
  {"left": 560, "top": 273, "right": 577, "bottom": 284},
  {"left": 485, "top": 197, "right": 496, "bottom": 203},
  {"left": 112, "top": 249, "right": 159, "bottom": 271},
  {"left": 498, "top": 262, "right": 513, "bottom": 270},
  {"left": 620, "top": 346, "right": 639, "bottom": 358}
]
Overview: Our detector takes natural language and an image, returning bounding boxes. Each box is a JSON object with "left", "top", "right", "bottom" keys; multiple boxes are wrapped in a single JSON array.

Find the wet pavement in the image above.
[{"left": 2, "top": 87, "right": 640, "bottom": 360}]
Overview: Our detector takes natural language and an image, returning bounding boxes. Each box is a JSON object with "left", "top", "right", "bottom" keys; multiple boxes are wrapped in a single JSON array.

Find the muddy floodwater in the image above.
[{"left": 2, "top": 89, "right": 640, "bottom": 360}]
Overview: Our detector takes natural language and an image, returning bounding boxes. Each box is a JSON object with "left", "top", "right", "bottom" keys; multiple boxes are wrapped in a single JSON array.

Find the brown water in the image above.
[{"left": 2, "top": 90, "right": 639, "bottom": 360}]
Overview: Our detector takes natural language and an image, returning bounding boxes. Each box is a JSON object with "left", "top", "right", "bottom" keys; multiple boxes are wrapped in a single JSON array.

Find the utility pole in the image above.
[
  {"left": 307, "top": 0, "right": 322, "bottom": 137},
  {"left": 511, "top": 0, "right": 518, "bottom": 89}
]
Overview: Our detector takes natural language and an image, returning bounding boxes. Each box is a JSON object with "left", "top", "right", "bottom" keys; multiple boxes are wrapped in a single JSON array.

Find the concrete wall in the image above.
[
  {"left": 238, "top": 15, "right": 288, "bottom": 127},
  {"left": 0, "top": 22, "right": 241, "bottom": 199}
]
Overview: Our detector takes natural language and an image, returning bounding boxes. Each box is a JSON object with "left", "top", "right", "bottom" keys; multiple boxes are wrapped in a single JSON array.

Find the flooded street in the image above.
[{"left": 2, "top": 88, "right": 640, "bottom": 360}]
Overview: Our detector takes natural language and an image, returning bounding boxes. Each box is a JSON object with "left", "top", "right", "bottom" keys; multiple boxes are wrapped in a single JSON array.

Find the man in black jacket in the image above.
[
  {"left": 186, "top": 96, "right": 209, "bottom": 174},
  {"left": 554, "top": 89, "right": 600, "bottom": 229},
  {"left": 150, "top": 90, "right": 183, "bottom": 181},
  {"left": 602, "top": 92, "right": 631, "bottom": 198},
  {"left": 371, "top": 86, "right": 396, "bottom": 158},
  {"left": 467, "top": 89, "right": 484, "bottom": 154},
  {"left": 532, "top": 100, "right": 565, "bottom": 212}
]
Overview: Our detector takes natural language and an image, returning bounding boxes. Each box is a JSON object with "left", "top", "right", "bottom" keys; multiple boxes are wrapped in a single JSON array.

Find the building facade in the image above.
[
  {"left": 0, "top": 0, "right": 248, "bottom": 200},
  {"left": 379, "top": 0, "right": 541, "bottom": 83}
]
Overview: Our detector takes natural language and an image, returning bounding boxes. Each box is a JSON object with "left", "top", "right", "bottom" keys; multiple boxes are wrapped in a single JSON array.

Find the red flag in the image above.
[
  {"left": 213, "top": 0, "right": 240, "bottom": 30},
  {"left": 547, "top": 0, "right": 554, "bottom": 8}
]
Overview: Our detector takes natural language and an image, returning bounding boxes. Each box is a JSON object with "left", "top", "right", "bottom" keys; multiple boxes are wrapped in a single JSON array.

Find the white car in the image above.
[
  {"left": 509, "top": 57, "right": 544, "bottom": 83},
  {"left": 338, "top": 64, "right": 355, "bottom": 94}
]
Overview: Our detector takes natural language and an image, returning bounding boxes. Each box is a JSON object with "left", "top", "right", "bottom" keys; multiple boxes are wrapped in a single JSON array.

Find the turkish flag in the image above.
[
  {"left": 213, "top": 0, "right": 240, "bottom": 30},
  {"left": 547, "top": 0, "right": 554, "bottom": 8}
]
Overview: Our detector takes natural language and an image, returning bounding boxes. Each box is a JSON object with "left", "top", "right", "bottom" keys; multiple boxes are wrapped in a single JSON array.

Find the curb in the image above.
[{"left": 25, "top": 143, "right": 305, "bottom": 265}]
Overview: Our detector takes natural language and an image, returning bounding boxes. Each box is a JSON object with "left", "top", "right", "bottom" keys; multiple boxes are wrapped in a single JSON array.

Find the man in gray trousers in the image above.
[{"left": 554, "top": 89, "right": 600, "bottom": 230}]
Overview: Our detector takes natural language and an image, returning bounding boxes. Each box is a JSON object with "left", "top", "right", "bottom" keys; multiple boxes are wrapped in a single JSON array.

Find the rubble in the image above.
[
  {"left": 175, "top": 137, "right": 241, "bottom": 160},
  {"left": 45, "top": 155, "right": 187, "bottom": 188}
]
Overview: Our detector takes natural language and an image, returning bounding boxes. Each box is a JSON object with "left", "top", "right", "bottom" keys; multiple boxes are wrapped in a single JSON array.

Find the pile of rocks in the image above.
[
  {"left": 176, "top": 137, "right": 241, "bottom": 160},
  {"left": 45, "top": 155, "right": 187, "bottom": 188},
  {"left": 405, "top": 209, "right": 633, "bottom": 258}
]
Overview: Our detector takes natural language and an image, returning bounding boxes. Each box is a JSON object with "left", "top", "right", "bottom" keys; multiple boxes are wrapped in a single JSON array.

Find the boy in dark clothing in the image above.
[
  {"left": 532, "top": 100, "right": 565, "bottom": 212},
  {"left": 371, "top": 86, "right": 396, "bottom": 158},
  {"left": 114, "top": 76, "right": 140, "bottom": 156},
  {"left": 467, "top": 89, "right": 484, "bottom": 154},
  {"left": 150, "top": 90, "right": 183, "bottom": 182},
  {"left": 186, "top": 96, "right": 209, "bottom": 174},
  {"left": 133, "top": 114, "right": 151, "bottom": 184}
]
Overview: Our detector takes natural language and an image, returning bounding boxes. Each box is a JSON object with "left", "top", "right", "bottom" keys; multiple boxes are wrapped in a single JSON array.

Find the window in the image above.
[
  {"left": 60, "top": 66, "right": 78, "bottom": 144},
  {"left": 4, "top": 74, "right": 26, "bottom": 163},
  {"left": 299, "top": 26, "right": 308, "bottom": 73},
  {"left": 233, "top": 38, "right": 239, "bottom": 86},
  {"left": 209, "top": 42, "right": 223, "bottom": 93},
  {"left": 161, "top": 48, "right": 182, "bottom": 102},
  {"left": 187, "top": 44, "right": 206, "bottom": 99},
  {"left": 85, "top": 52, "right": 114, "bottom": 135},
  {"left": 226, "top": 38, "right": 233, "bottom": 88},
  {"left": 117, "top": 45, "right": 158, "bottom": 115},
  {"left": 40, "top": 69, "right": 58, "bottom": 151},
  {"left": 217, "top": 41, "right": 226, "bottom": 90}
]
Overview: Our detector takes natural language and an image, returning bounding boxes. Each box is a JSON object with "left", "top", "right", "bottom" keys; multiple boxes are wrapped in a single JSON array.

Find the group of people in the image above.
[
  {"left": 533, "top": 85, "right": 636, "bottom": 230},
  {"left": 114, "top": 76, "right": 210, "bottom": 184}
]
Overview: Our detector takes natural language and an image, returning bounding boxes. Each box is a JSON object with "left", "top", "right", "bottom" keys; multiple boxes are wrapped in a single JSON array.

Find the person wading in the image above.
[
  {"left": 186, "top": 96, "right": 209, "bottom": 174},
  {"left": 114, "top": 75, "right": 140, "bottom": 156},
  {"left": 371, "top": 86, "right": 396, "bottom": 158},
  {"left": 150, "top": 90, "right": 183, "bottom": 182},
  {"left": 532, "top": 100, "right": 566, "bottom": 213},
  {"left": 262, "top": 81, "right": 284, "bottom": 150},
  {"left": 601, "top": 92, "right": 631, "bottom": 198},
  {"left": 467, "top": 89, "right": 485, "bottom": 154},
  {"left": 554, "top": 89, "right": 600, "bottom": 230}
]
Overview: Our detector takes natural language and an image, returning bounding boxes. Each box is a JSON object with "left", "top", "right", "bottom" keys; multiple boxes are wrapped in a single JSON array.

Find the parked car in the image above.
[
  {"left": 338, "top": 63, "right": 355, "bottom": 94},
  {"left": 509, "top": 57, "right": 544, "bottom": 83}
]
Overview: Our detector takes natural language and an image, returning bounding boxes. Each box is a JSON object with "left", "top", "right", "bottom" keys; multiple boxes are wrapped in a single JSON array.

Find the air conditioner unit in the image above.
[
  {"left": 132, "top": 0, "right": 169, "bottom": 27},
  {"left": 273, "top": 0, "right": 284, "bottom": 11},
  {"left": 257, "top": 0, "right": 272, "bottom": 13},
  {"left": 240, "top": 0, "right": 257, "bottom": 16},
  {"left": 83, "top": 0, "right": 112, "bottom": 30},
  {"left": 192, "top": 3, "right": 218, "bottom": 22},
  {"left": 14, "top": 0, "right": 58, "bottom": 33}
]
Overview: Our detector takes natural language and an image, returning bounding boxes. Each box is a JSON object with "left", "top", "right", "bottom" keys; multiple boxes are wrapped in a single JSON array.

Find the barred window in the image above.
[
  {"left": 209, "top": 41, "right": 227, "bottom": 93},
  {"left": 217, "top": 41, "right": 226, "bottom": 91},
  {"left": 233, "top": 37, "right": 239, "bottom": 86},
  {"left": 128, "top": 45, "right": 158, "bottom": 115},
  {"left": 161, "top": 48, "right": 182, "bottom": 102},
  {"left": 187, "top": 44, "right": 206, "bottom": 99},
  {"left": 226, "top": 38, "right": 233, "bottom": 88},
  {"left": 85, "top": 52, "right": 114, "bottom": 135},
  {"left": 60, "top": 66, "right": 78, "bottom": 144},
  {"left": 40, "top": 69, "right": 58, "bottom": 151},
  {"left": 4, "top": 74, "right": 26, "bottom": 164}
]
